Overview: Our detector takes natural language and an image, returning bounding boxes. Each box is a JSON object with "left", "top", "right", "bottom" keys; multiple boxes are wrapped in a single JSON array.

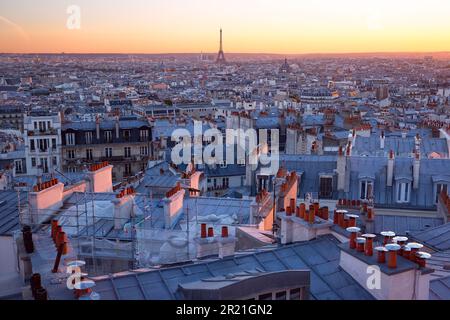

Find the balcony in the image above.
[{"left": 27, "top": 128, "right": 58, "bottom": 136}]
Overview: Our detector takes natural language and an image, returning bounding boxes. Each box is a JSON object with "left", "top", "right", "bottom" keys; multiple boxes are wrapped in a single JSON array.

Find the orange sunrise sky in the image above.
[{"left": 1, "top": 0, "right": 450, "bottom": 54}]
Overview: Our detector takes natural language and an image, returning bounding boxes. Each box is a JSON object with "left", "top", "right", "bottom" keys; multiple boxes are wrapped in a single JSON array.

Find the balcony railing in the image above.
[{"left": 27, "top": 128, "right": 58, "bottom": 136}]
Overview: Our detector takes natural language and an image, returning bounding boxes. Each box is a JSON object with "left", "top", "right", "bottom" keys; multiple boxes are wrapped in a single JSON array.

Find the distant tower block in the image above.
[{"left": 216, "top": 28, "right": 226, "bottom": 64}]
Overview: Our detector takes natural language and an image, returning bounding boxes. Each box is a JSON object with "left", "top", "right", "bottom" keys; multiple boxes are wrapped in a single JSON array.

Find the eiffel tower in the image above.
[{"left": 216, "top": 28, "right": 226, "bottom": 64}]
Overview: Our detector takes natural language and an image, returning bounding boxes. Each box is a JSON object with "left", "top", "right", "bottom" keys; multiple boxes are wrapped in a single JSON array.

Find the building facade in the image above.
[{"left": 61, "top": 117, "right": 153, "bottom": 182}]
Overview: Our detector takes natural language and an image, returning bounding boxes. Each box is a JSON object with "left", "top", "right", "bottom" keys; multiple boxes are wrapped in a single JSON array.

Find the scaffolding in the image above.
[{"left": 17, "top": 189, "right": 245, "bottom": 276}]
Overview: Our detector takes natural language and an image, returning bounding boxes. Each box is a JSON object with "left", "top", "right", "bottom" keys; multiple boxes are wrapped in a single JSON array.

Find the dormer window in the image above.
[
  {"left": 436, "top": 183, "right": 449, "bottom": 203},
  {"left": 360, "top": 180, "right": 374, "bottom": 200},
  {"left": 396, "top": 182, "right": 411, "bottom": 203}
]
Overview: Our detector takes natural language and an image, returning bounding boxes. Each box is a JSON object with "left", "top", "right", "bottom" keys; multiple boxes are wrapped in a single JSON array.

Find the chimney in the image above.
[
  {"left": 299, "top": 203, "right": 306, "bottom": 219},
  {"left": 29, "top": 179, "right": 65, "bottom": 225},
  {"left": 340, "top": 235, "right": 433, "bottom": 300},
  {"left": 86, "top": 162, "right": 113, "bottom": 193},
  {"left": 347, "top": 214, "right": 358, "bottom": 227},
  {"left": 356, "top": 237, "right": 366, "bottom": 252},
  {"left": 375, "top": 246, "right": 388, "bottom": 263},
  {"left": 163, "top": 183, "right": 186, "bottom": 229},
  {"left": 381, "top": 231, "right": 395, "bottom": 245},
  {"left": 386, "top": 243, "right": 400, "bottom": 268},
  {"left": 416, "top": 252, "right": 431, "bottom": 268},
  {"left": 200, "top": 223, "right": 207, "bottom": 238},
  {"left": 406, "top": 242, "right": 423, "bottom": 262},
  {"left": 387, "top": 150, "right": 394, "bottom": 187},
  {"left": 337, "top": 146, "right": 346, "bottom": 191},
  {"left": 346, "top": 227, "right": 360, "bottom": 249},
  {"left": 380, "top": 131, "right": 385, "bottom": 149},
  {"left": 195, "top": 224, "right": 218, "bottom": 259},
  {"left": 113, "top": 187, "right": 136, "bottom": 230},
  {"left": 217, "top": 226, "right": 236, "bottom": 259},
  {"left": 393, "top": 236, "right": 408, "bottom": 257},
  {"left": 362, "top": 234, "right": 375, "bottom": 256},
  {"left": 278, "top": 202, "right": 333, "bottom": 244},
  {"left": 413, "top": 152, "right": 420, "bottom": 189}
]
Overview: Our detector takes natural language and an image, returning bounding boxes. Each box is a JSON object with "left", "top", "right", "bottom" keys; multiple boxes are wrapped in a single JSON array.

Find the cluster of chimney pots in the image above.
[
  {"left": 200, "top": 223, "right": 229, "bottom": 239},
  {"left": 116, "top": 187, "right": 136, "bottom": 198},
  {"left": 30, "top": 273, "right": 48, "bottom": 300},
  {"left": 89, "top": 161, "right": 109, "bottom": 172},
  {"left": 51, "top": 219, "right": 69, "bottom": 255},
  {"left": 346, "top": 224, "right": 431, "bottom": 269},
  {"left": 337, "top": 199, "right": 375, "bottom": 220},
  {"left": 32, "top": 178, "right": 59, "bottom": 192},
  {"left": 284, "top": 198, "right": 329, "bottom": 224}
]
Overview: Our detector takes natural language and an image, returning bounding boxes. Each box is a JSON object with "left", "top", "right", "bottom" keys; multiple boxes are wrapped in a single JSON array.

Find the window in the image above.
[
  {"left": 30, "top": 139, "right": 35, "bottom": 151},
  {"left": 40, "top": 158, "right": 49, "bottom": 173},
  {"left": 275, "top": 291, "right": 287, "bottom": 300},
  {"left": 397, "top": 182, "right": 411, "bottom": 203},
  {"left": 104, "top": 131, "right": 113, "bottom": 143},
  {"left": 360, "top": 180, "right": 374, "bottom": 200},
  {"left": 52, "top": 138, "right": 57, "bottom": 150},
  {"left": 66, "top": 133, "right": 75, "bottom": 146},
  {"left": 123, "top": 130, "right": 131, "bottom": 141},
  {"left": 105, "top": 147, "right": 113, "bottom": 158},
  {"left": 67, "top": 150, "right": 75, "bottom": 159},
  {"left": 258, "top": 293, "right": 272, "bottom": 301},
  {"left": 124, "top": 147, "right": 131, "bottom": 158},
  {"left": 223, "top": 177, "right": 229, "bottom": 188},
  {"left": 31, "top": 157, "right": 36, "bottom": 167},
  {"left": 124, "top": 163, "right": 132, "bottom": 176},
  {"left": 140, "top": 146, "right": 148, "bottom": 156},
  {"left": 85, "top": 132, "right": 93, "bottom": 144},
  {"left": 436, "top": 183, "right": 449, "bottom": 203},
  {"left": 38, "top": 139, "right": 48, "bottom": 152},
  {"left": 52, "top": 157, "right": 57, "bottom": 166},
  {"left": 86, "top": 149, "right": 93, "bottom": 160},
  {"left": 319, "top": 177, "right": 333, "bottom": 199},
  {"left": 140, "top": 129, "right": 149, "bottom": 141},
  {"left": 289, "top": 288, "right": 301, "bottom": 300},
  {"left": 14, "top": 160, "right": 23, "bottom": 174},
  {"left": 68, "top": 167, "right": 77, "bottom": 173}
]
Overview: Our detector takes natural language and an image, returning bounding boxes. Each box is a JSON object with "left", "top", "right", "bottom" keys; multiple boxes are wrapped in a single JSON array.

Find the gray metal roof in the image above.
[
  {"left": 410, "top": 222, "right": 450, "bottom": 251},
  {"left": 352, "top": 136, "right": 449, "bottom": 157},
  {"left": 0, "top": 191, "right": 27, "bottom": 236},
  {"left": 91, "top": 234, "right": 374, "bottom": 300},
  {"left": 430, "top": 276, "right": 450, "bottom": 300},
  {"left": 373, "top": 215, "right": 443, "bottom": 236}
]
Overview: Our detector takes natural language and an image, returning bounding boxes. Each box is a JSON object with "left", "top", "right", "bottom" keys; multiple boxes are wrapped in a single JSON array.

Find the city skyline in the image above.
[{"left": 1, "top": 0, "right": 450, "bottom": 54}]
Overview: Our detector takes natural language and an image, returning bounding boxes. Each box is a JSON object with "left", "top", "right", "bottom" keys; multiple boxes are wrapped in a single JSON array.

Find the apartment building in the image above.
[{"left": 61, "top": 116, "right": 153, "bottom": 181}]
